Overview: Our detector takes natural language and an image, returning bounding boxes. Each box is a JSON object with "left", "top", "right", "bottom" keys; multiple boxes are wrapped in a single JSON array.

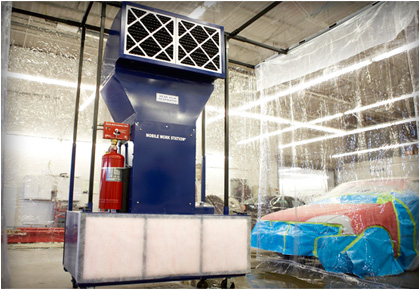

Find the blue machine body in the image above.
[{"left": 101, "top": 2, "right": 225, "bottom": 214}]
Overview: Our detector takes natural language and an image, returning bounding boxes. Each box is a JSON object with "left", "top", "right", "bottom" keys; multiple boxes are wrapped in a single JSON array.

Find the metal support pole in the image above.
[
  {"left": 223, "top": 35, "right": 230, "bottom": 215},
  {"left": 68, "top": 2, "right": 93, "bottom": 211},
  {"left": 68, "top": 26, "right": 86, "bottom": 211},
  {"left": 87, "top": 2, "right": 106, "bottom": 211},
  {"left": 201, "top": 108, "right": 206, "bottom": 203}
]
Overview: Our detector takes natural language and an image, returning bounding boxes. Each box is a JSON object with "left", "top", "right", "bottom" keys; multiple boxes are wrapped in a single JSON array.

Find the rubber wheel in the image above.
[
  {"left": 221, "top": 279, "right": 235, "bottom": 289},
  {"left": 71, "top": 277, "right": 78, "bottom": 289},
  {"left": 197, "top": 279, "right": 208, "bottom": 289}
]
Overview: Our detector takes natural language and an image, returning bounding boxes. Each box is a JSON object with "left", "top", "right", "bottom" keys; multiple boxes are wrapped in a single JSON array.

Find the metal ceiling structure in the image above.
[{"left": 10, "top": 1, "right": 375, "bottom": 68}]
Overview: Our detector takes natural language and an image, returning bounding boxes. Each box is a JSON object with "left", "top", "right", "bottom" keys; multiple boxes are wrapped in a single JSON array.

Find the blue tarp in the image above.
[{"left": 251, "top": 192, "right": 419, "bottom": 277}]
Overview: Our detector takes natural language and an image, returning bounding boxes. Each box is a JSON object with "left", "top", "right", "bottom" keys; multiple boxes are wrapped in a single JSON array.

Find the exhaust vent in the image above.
[{"left": 124, "top": 5, "right": 223, "bottom": 74}]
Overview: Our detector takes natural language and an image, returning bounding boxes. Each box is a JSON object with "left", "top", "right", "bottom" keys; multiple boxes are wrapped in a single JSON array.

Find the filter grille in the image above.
[
  {"left": 124, "top": 5, "right": 222, "bottom": 74},
  {"left": 125, "top": 6, "right": 175, "bottom": 62}
]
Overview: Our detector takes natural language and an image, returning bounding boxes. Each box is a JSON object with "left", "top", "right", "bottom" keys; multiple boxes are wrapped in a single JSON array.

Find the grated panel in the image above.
[
  {"left": 178, "top": 19, "right": 222, "bottom": 73},
  {"left": 125, "top": 6, "right": 175, "bottom": 63},
  {"left": 124, "top": 5, "right": 223, "bottom": 74}
]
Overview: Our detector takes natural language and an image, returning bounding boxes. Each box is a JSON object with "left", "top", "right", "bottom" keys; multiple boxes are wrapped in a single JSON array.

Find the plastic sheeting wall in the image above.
[
  {"left": 197, "top": 68, "right": 261, "bottom": 203},
  {"left": 4, "top": 12, "right": 112, "bottom": 228},
  {"left": 249, "top": 1, "right": 419, "bottom": 286}
]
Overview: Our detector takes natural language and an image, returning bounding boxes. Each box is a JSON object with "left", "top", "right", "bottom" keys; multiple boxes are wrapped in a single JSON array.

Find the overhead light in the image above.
[
  {"left": 308, "top": 113, "right": 344, "bottom": 125},
  {"left": 279, "top": 172, "right": 330, "bottom": 179},
  {"left": 188, "top": 6, "right": 206, "bottom": 19},
  {"left": 79, "top": 92, "right": 96, "bottom": 111},
  {"left": 188, "top": 2, "right": 216, "bottom": 19},
  {"left": 278, "top": 168, "right": 303, "bottom": 173},
  {"left": 239, "top": 91, "right": 418, "bottom": 144},
  {"left": 278, "top": 168, "right": 329, "bottom": 179},
  {"left": 278, "top": 117, "right": 417, "bottom": 150},
  {"left": 331, "top": 141, "right": 419, "bottom": 158},
  {"left": 239, "top": 41, "right": 418, "bottom": 112},
  {"left": 7, "top": 71, "right": 99, "bottom": 111},
  {"left": 231, "top": 111, "right": 291, "bottom": 125},
  {"left": 344, "top": 91, "right": 419, "bottom": 115},
  {"left": 372, "top": 42, "right": 419, "bottom": 62},
  {"left": 208, "top": 42, "right": 419, "bottom": 138},
  {"left": 236, "top": 60, "right": 373, "bottom": 112},
  {"left": 238, "top": 120, "right": 343, "bottom": 145},
  {"left": 206, "top": 108, "right": 294, "bottom": 125},
  {"left": 7, "top": 71, "right": 95, "bottom": 91},
  {"left": 206, "top": 104, "right": 343, "bottom": 140},
  {"left": 238, "top": 129, "right": 286, "bottom": 145}
]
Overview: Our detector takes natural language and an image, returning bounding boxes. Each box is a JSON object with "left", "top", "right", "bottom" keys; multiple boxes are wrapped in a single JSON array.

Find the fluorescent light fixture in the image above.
[
  {"left": 188, "top": 6, "right": 206, "bottom": 19},
  {"left": 308, "top": 113, "right": 344, "bottom": 125},
  {"left": 210, "top": 41, "right": 418, "bottom": 136},
  {"left": 278, "top": 168, "right": 329, "bottom": 178},
  {"left": 231, "top": 111, "right": 291, "bottom": 125},
  {"left": 237, "top": 59, "right": 373, "bottom": 112},
  {"left": 238, "top": 91, "right": 419, "bottom": 145},
  {"left": 278, "top": 168, "right": 303, "bottom": 173},
  {"left": 279, "top": 172, "right": 330, "bottom": 179},
  {"left": 278, "top": 117, "right": 418, "bottom": 150},
  {"left": 239, "top": 92, "right": 419, "bottom": 145},
  {"left": 238, "top": 120, "right": 343, "bottom": 145},
  {"left": 231, "top": 111, "right": 343, "bottom": 134},
  {"left": 204, "top": 1, "right": 216, "bottom": 8},
  {"left": 188, "top": 2, "right": 216, "bottom": 19},
  {"left": 206, "top": 105, "right": 343, "bottom": 141},
  {"left": 238, "top": 41, "right": 418, "bottom": 112},
  {"left": 7, "top": 71, "right": 99, "bottom": 111},
  {"left": 344, "top": 91, "right": 419, "bottom": 115},
  {"left": 372, "top": 42, "right": 419, "bottom": 62},
  {"left": 7, "top": 71, "right": 96, "bottom": 91},
  {"left": 207, "top": 108, "right": 294, "bottom": 125},
  {"left": 238, "top": 129, "right": 286, "bottom": 145},
  {"left": 331, "top": 141, "right": 419, "bottom": 158},
  {"left": 79, "top": 92, "right": 96, "bottom": 111}
]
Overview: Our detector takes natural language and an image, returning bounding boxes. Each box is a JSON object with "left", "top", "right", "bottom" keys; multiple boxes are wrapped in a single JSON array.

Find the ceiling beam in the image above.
[
  {"left": 228, "top": 34, "right": 288, "bottom": 55},
  {"left": 81, "top": 2, "right": 94, "bottom": 26},
  {"left": 228, "top": 2, "right": 282, "bottom": 38},
  {"left": 228, "top": 59, "right": 255, "bottom": 69}
]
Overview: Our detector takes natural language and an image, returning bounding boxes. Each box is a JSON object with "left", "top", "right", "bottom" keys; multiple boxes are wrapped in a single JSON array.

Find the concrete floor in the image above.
[{"left": 3, "top": 243, "right": 419, "bottom": 289}]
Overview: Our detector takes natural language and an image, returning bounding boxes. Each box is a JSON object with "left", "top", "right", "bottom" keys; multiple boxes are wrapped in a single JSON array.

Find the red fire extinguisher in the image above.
[{"left": 99, "top": 139, "right": 125, "bottom": 210}]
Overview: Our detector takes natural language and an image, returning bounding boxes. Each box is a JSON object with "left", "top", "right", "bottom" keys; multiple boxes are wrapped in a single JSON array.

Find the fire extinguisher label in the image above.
[{"left": 104, "top": 167, "right": 123, "bottom": 182}]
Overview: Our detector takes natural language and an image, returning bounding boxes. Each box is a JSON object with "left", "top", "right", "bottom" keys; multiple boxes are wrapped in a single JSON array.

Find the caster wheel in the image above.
[
  {"left": 197, "top": 279, "right": 208, "bottom": 289},
  {"left": 71, "top": 277, "right": 78, "bottom": 289},
  {"left": 221, "top": 278, "right": 235, "bottom": 289}
]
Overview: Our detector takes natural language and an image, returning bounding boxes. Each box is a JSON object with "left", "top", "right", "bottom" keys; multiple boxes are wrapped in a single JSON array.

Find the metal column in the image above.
[
  {"left": 201, "top": 108, "right": 206, "bottom": 203},
  {"left": 223, "top": 35, "right": 230, "bottom": 215},
  {"left": 87, "top": 2, "right": 106, "bottom": 211},
  {"left": 68, "top": 2, "right": 93, "bottom": 210}
]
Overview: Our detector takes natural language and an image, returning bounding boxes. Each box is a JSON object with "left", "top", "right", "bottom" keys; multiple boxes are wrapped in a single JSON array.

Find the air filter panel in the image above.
[{"left": 123, "top": 4, "right": 224, "bottom": 78}]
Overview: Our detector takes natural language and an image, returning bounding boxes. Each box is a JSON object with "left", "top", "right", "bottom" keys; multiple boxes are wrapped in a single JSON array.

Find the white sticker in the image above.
[
  {"left": 104, "top": 167, "right": 123, "bottom": 182},
  {"left": 156, "top": 93, "right": 179, "bottom": 105}
]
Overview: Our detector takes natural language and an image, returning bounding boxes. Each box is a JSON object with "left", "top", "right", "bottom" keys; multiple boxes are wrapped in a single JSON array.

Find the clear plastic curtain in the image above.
[
  {"left": 250, "top": 1, "right": 418, "bottom": 287},
  {"left": 4, "top": 11, "right": 112, "bottom": 228}
]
